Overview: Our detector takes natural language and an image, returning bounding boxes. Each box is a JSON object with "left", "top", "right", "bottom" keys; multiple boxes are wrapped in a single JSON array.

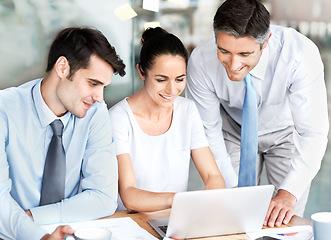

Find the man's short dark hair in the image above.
[
  {"left": 213, "top": 0, "right": 270, "bottom": 45},
  {"left": 46, "top": 27, "right": 126, "bottom": 78}
]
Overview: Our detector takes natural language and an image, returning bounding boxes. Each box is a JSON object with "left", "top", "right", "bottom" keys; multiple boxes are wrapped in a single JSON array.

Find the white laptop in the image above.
[{"left": 148, "top": 185, "right": 274, "bottom": 239}]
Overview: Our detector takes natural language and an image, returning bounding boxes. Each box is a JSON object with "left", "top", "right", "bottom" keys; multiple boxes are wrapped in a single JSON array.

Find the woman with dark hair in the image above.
[{"left": 109, "top": 27, "right": 225, "bottom": 212}]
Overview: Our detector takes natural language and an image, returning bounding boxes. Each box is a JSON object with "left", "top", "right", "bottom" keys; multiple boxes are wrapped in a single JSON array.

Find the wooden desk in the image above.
[{"left": 105, "top": 210, "right": 311, "bottom": 240}]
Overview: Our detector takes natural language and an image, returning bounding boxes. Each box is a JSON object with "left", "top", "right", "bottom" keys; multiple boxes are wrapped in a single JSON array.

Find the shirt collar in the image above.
[
  {"left": 32, "top": 78, "right": 71, "bottom": 128},
  {"left": 250, "top": 43, "right": 269, "bottom": 81}
]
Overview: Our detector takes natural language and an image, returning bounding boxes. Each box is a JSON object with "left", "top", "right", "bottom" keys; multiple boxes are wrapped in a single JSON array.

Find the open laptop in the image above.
[{"left": 148, "top": 185, "right": 274, "bottom": 239}]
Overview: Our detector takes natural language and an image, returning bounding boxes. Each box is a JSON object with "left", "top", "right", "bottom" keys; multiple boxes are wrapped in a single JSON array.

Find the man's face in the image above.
[
  {"left": 216, "top": 31, "right": 268, "bottom": 82},
  {"left": 56, "top": 54, "right": 113, "bottom": 118}
]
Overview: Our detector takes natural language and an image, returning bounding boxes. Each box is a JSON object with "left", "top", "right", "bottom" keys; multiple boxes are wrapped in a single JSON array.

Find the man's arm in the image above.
[
  {"left": 0, "top": 110, "right": 48, "bottom": 240},
  {"left": 29, "top": 103, "right": 118, "bottom": 225},
  {"left": 265, "top": 39, "right": 329, "bottom": 227},
  {"left": 186, "top": 50, "right": 237, "bottom": 187}
]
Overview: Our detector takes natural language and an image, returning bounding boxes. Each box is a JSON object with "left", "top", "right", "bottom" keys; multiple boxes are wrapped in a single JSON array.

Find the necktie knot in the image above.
[
  {"left": 50, "top": 119, "right": 64, "bottom": 137},
  {"left": 243, "top": 73, "right": 256, "bottom": 108},
  {"left": 244, "top": 73, "right": 252, "bottom": 85}
]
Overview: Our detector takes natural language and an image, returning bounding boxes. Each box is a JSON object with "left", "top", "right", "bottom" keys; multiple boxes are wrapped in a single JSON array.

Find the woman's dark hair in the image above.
[
  {"left": 138, "top": 27, "right": 188, "bottom": 76},
  {"left": 46, "top": 27, "right": 126, "bottom": 78},
  {"left": 213, "top": 0, "right": 270, "bottom": 46}
]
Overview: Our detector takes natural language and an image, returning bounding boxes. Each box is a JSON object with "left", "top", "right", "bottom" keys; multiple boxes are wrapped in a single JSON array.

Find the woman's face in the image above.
[{"left": 141, "top": 54, "right": 186, "bottom": 109}]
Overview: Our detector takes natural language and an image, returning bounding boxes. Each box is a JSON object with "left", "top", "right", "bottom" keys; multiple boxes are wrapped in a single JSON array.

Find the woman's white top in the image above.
[{"left": 109, "top": 96, "right": 209, "bottom": 210}]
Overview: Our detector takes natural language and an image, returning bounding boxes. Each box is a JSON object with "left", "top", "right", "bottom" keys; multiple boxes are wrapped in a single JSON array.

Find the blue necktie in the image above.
[
  {"left": 238, "top": 74, "right": 258, "bottom": 187},
  {"left": 40, "top": 119, "right": 66, "bottom": 205}
]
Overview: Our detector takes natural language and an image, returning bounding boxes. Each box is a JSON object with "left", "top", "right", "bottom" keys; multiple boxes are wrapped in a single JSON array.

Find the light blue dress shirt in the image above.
[
  {"left": 186, "top": 25, "right": 329, "bottom": 199},
  {"left": 0, "top": 79, "right": 118, "bottom": 240}
]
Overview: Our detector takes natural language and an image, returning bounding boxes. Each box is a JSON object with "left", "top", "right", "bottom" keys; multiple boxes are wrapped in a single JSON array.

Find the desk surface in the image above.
[{"left": 105, "top": 210, "right": 311, "bottom": 240}]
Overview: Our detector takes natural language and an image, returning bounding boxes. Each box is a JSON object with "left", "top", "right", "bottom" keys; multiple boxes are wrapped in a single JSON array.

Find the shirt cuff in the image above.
[
  {"left": 278, "top": 169, "right": 311, "bottom": 200},
  {"left": 30, "top": 203, "right": 61, "bottom": 225},
  {"left": 17, "top": 218, "right": 48, "bottom": 240},
  {"left": 215, "top": 155, "right": 238, "bottom": 188}
]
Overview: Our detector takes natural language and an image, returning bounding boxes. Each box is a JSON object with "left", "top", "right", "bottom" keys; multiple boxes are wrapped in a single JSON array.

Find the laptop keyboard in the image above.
[{"left": 159, "top": 225, "right": 168, "bottom": 234}]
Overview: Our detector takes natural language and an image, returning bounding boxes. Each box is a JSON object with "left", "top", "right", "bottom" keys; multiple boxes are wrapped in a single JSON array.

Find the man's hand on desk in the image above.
[
  {"left": 264, "top": 189, "right": 297, "bottom": 228},
  {"left": 24, "top": 210, "right": 74, "bottom": 240},
  {"left": 41, "top": 225, "right": 74, "bottom": 240}
]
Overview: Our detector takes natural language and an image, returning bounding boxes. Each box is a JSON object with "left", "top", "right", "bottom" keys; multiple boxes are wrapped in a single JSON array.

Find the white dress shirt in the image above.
[{"left": 186, "top": 25, "right": 329, "bottom": 200}]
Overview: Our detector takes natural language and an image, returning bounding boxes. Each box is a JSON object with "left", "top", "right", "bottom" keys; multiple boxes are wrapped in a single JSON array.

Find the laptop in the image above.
[{"left": 148, "top": 185, "right": 274, "bottom": 239}]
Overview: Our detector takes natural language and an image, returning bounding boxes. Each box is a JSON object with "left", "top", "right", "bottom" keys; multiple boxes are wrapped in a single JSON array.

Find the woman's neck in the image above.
[{"left": 127, "top": 88, "right": 174, "bottom": 136}]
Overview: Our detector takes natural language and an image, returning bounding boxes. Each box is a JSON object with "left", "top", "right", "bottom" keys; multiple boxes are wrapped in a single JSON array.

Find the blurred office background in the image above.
[{"left": 0, "top": 0, "right": 330, "bottom": 219}]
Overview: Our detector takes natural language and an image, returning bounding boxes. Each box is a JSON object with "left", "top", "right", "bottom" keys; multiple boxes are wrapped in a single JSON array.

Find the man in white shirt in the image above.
[{"left": 186, "top": 0, "right": 329, "bottom": 228}]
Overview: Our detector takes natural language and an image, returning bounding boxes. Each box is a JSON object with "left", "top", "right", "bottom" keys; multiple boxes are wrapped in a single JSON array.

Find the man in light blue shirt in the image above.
[
  {"left": 186, "top": 0, "right": 328, "bottom": 229},
  {"left": 0, "top": 27, "right": 126, "bottom": 240}
]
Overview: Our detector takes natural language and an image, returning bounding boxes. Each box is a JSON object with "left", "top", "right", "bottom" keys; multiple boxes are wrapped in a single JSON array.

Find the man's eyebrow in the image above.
[
  {"left": 88, "top": 78, "right": 104, "bottom": 85},
  {"left": 217, "top": 46, "right": 229, "bottom": 52},
  {"left": 218, "top": 46, "right": 255, "bottom": 55},
  {"left": 239, "top": 50, "right": 255, "bottom": 55}
]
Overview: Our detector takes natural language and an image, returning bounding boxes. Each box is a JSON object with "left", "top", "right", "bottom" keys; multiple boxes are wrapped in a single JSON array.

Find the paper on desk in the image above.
[
  {"left": 41, "top": 217, "right": 158, "bottom": 240},
  {"left": 246, "top": 225, "right": 313, "bottom": 240}
]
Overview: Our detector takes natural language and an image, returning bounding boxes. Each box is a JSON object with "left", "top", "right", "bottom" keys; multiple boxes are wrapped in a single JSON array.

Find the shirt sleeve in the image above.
[
  {"left": 186, "top": 52, "right": 237, "bottom": 188},
  {"left": 108, "top": 102, "right": 131, "bottom": 156},
  {"left": 189, "top": 100, "right": 209, "bottom": 150},
  {"left": 0, "top": 110, "right": 47, "bottom": 240},
  {"left": 30, "top": 103, "right": 118, "bottom": 224},
  {"left": 279, "top": 43, "right": 329, "bottom": 199}
]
